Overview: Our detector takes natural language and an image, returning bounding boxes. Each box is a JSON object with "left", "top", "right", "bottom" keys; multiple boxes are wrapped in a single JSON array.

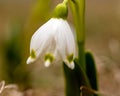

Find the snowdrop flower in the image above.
[{"left": 26, "top": 1, "right": 76, "bottom": 69}]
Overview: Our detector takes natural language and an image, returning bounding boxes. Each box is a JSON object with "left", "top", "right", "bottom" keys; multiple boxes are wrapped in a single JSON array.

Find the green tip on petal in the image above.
[
  {"left": 64, "top": 59, "right": 75, "bottom": 70},
  {"left": 30, "top": 49, "right": 36, "bottom": 59},
  {"left": 64, "top": 54, "right": 75, "bottom": 69},
  {"left": 53, "top": 3, "right": 68, "bottom": 19},
  {"left": 67, "top": 53, "right": 74, "bottom": 63},
  {"left": 44, "top": 53, "right": 54, "bottom": 67}
]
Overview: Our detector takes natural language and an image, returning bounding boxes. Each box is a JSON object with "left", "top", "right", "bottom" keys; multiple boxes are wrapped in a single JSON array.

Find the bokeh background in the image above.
[{"left": 0, "top": 0, "right": 120, "bottom": 95}]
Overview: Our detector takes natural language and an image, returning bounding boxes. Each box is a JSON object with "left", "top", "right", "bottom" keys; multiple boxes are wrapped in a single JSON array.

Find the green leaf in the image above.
[
  {"left": 85, "top": 52, "right": 98, "bottom": 96},
  {"left": 63, "top": 59, "right": 93, "bottom": 96}
]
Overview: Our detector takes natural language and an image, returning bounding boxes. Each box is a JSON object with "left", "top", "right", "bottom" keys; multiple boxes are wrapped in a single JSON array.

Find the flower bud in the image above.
[{"left": 53, "top": 3, "right": 68, "bottom": 19}]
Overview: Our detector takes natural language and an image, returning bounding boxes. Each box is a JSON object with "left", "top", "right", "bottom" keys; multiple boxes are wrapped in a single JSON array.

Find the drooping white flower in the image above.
[{"left": 27, "top": 18, "right": 76, "bottom": 69}]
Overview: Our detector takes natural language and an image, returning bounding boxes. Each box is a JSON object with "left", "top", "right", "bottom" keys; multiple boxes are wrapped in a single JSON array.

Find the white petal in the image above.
[
  {"left": 30, "top": 19, "right": 54, "bottom": 56},
  {"left": 55, "top": 19, "right": 76, "bottom": 59},
  {"left": 29, "top": 18, "right": 58, "bottom": 61}
]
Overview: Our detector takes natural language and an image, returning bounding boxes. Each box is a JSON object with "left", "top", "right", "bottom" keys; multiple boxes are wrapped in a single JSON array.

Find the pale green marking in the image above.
[
  {"left": 30, "top": 49, "right": 36, "bottom": 58},
  {"left": 44, "top": 53, "right": 54, "bottom": 62},
  {"left": 67, "top": 54, "right": 74, "bottom": 63}
]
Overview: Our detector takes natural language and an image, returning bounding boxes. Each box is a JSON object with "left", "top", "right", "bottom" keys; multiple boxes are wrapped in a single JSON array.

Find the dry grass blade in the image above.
[{"left": 0, "top": 81, "right": 5, "bottom": 94}]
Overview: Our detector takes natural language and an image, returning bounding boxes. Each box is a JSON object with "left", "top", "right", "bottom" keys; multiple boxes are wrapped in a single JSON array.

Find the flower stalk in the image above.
[{"left": 69, "top": 0, "right": 86, "bottom": 70}]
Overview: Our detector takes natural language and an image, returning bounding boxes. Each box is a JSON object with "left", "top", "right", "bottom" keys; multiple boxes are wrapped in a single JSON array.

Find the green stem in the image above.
[
  {"left": 78, "top": 41, "right": 85, "bottom": 70},
  {"left": 69, "top": 0, "right": 86, "bottom": 70}
]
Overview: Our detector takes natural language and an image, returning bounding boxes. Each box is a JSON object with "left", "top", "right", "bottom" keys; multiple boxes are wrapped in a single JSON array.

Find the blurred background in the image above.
[{"left": 0, "top": 0, "right": 120, "bottom": 96}]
